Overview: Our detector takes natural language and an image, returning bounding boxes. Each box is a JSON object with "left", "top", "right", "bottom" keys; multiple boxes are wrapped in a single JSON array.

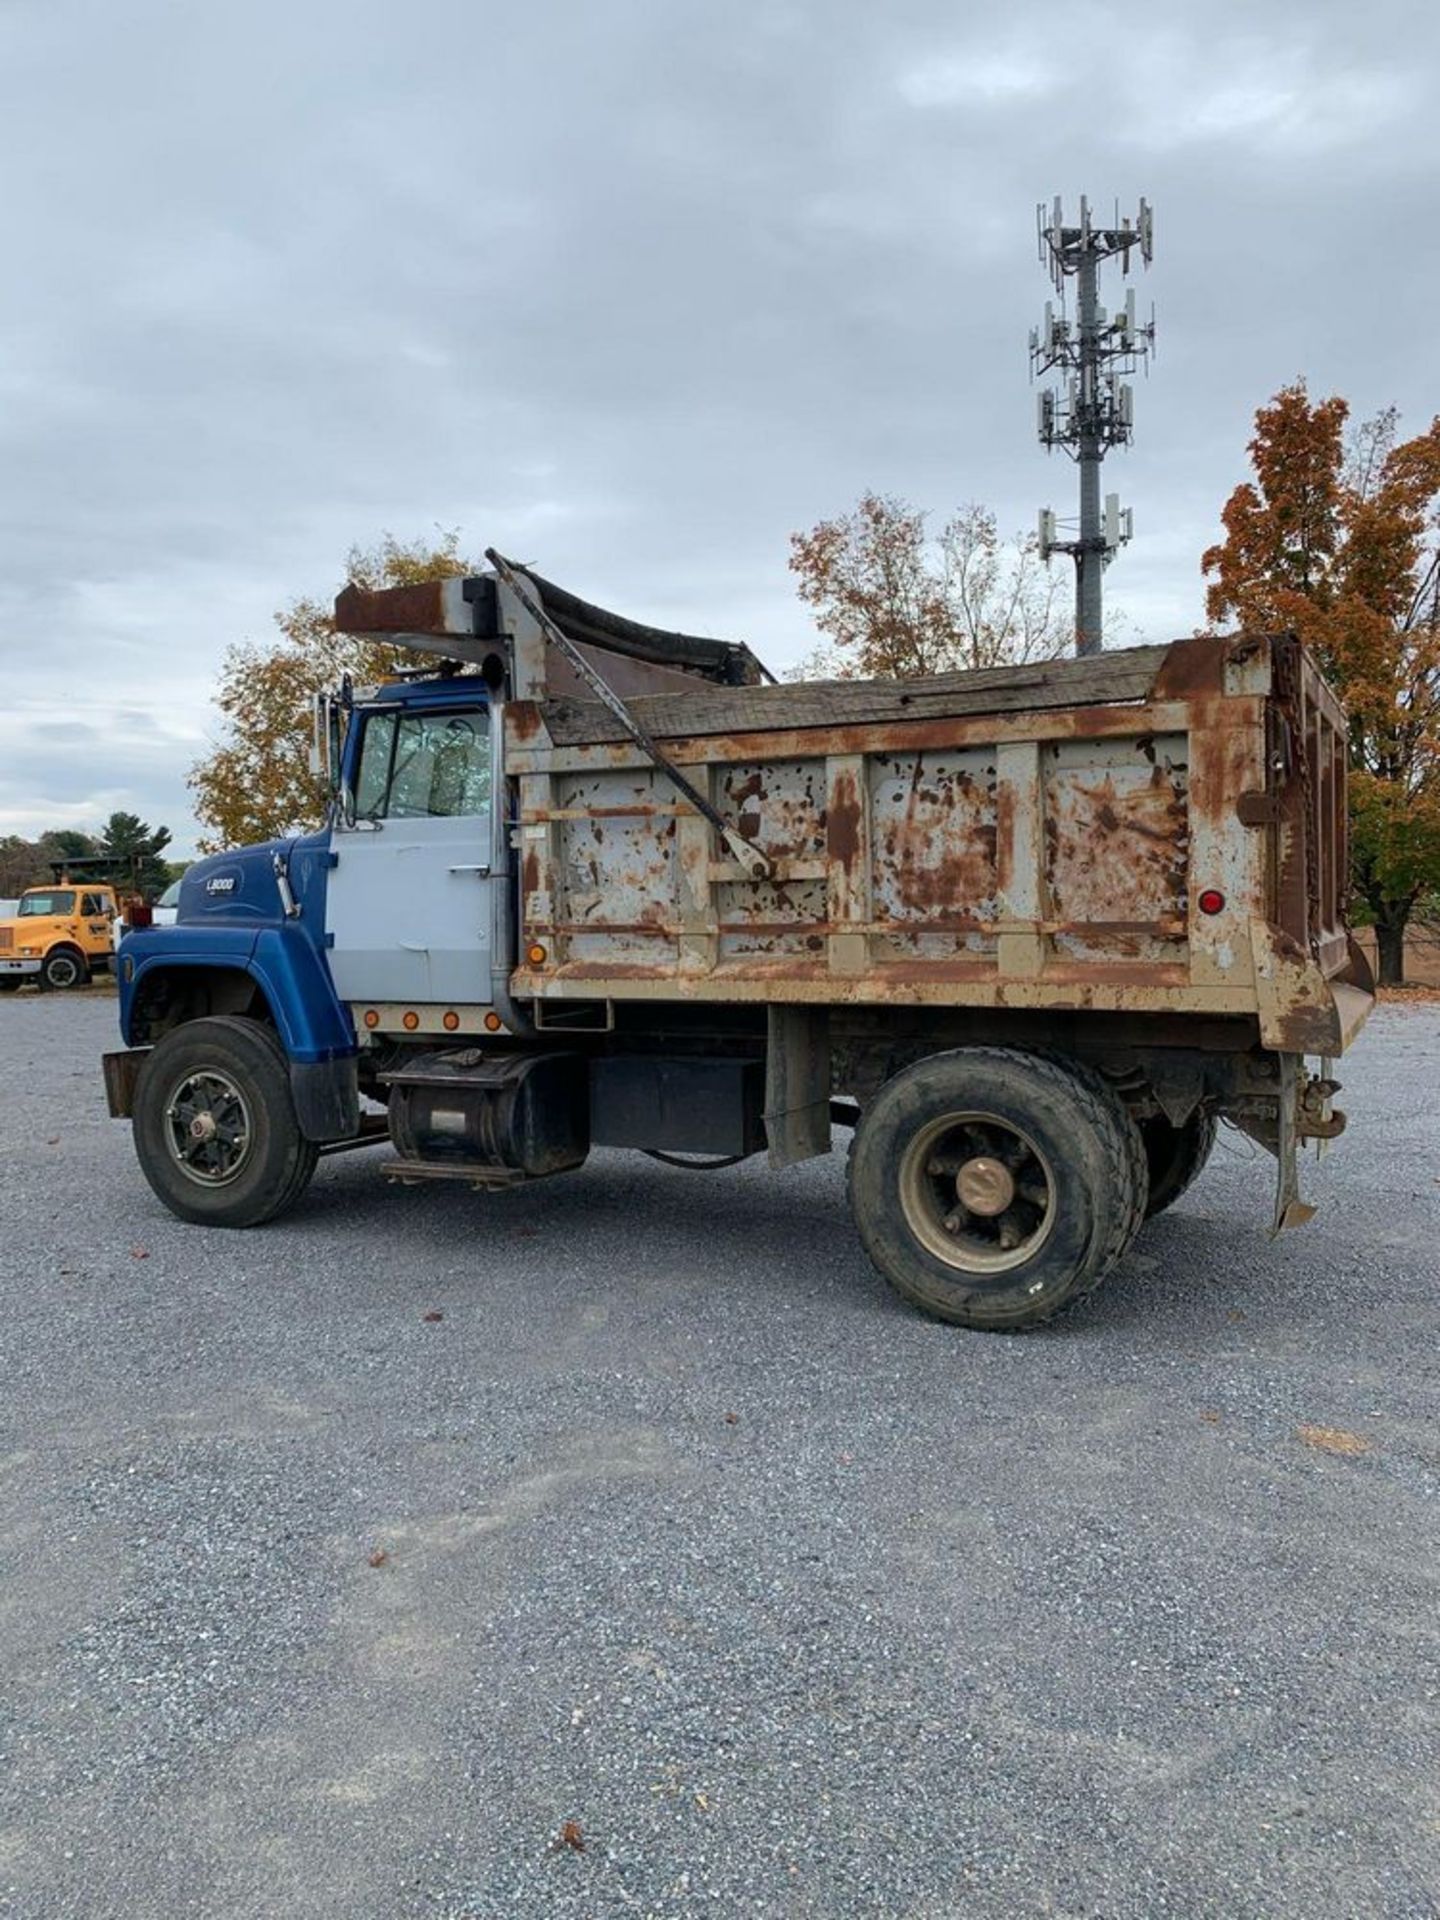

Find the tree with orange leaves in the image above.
[
  {"left": 189, "top": 531, "right": 473, "bottom": 853},
  {"left": 789, "top": 493, "right": 1067, "bottom": 680},
  {"left": 1204, "top": 384, "right": 1440, "bottom": 984}
]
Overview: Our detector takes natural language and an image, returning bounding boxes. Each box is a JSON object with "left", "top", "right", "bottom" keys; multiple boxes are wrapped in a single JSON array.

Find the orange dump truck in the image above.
[{"left": 1, "top": 882, "right": 119, "bottom": 991}]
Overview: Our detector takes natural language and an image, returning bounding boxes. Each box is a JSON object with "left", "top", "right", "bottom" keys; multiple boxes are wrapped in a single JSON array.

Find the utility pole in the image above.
[{"left": 1032, "top": 197, "right": 1155, "bottom": 655}]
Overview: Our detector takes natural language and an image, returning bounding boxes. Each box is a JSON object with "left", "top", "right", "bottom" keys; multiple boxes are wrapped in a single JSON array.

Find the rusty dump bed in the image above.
[{"left": 504, "top": 629, "right": 1373, "bottom": 1056}]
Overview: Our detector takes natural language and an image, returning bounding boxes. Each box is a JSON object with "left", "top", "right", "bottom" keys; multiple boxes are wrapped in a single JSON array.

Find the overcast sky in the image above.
[{"left": 2, "top": 0, "right": 1434, "bottom": 854}]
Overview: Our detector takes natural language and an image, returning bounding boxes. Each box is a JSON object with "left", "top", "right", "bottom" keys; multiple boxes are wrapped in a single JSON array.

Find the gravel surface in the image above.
[{"left": 1, "top": 991, "right": 1438, "bottom": 1920}]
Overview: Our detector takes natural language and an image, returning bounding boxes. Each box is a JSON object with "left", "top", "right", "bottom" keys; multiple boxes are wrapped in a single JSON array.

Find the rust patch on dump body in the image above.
[
  {"left": 828, "top": 768, "right": 863, "bottom": 874},
  {"left": 993, "top": 777, "right": 1015, "bottom": 857},
  {"left": 545, "top": 766, "right": 684, "bottom": 963},
  {"left": 1149, "top": 635, "right": 1227, "bottom": 702},
  {"left": 712, "top": 760, "right": 827, "bottom": 958},
  {"left": 869, "top": 747, "right": 999, "bottom": 957},
  {"left": 506, "top": 700, "right": 544, "bottom": 743},
  {"left": 719, "top": 760, "right": 826, "bottom": 863},
  {"left": 1045, "top": 738, "right": 1189, "bottom": 960}
]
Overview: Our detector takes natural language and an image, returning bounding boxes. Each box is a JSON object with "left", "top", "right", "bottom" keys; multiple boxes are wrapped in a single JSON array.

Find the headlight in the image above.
[{"left": 19, "top": 945, "right": 39, "bottom": 957}]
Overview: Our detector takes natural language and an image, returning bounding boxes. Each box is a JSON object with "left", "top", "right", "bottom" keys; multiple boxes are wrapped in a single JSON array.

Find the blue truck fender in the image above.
[{"left": 119, "top": 926, "right": 359, "bottom": 1143}]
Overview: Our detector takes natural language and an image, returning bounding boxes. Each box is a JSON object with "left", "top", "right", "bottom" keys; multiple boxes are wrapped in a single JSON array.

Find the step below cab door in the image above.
[{"left": 325, "top": 699, "right": 495, "bottom": 1008}]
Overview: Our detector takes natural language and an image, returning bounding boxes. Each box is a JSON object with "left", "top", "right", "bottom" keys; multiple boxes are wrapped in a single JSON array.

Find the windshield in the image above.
[
  {"left": 18, "top": 891, "right": 75, "bottom": 916},
  {"left": 157, "top": 880, "right": 181, "bottom": 908}
]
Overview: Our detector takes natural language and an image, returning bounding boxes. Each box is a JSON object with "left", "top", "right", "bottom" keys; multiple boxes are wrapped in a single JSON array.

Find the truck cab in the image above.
[{"left": 0, "top": 882, "right": 119, "bottom": 990}]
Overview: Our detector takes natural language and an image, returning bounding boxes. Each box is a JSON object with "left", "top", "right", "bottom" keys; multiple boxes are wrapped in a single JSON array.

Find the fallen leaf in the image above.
[
  {"left": 130, "top": 1247, "right": 149, "bottom": 1260},
  {"left": 1200, "top": 1409, "right": 1221, "bottom": 1425},
  {"left": 368, "top": 1548, "right": 390, "bottom": 1568},
  {"left": 694, "top": 1791, "right": 710, "bottom": 1811},
  {"left": 422, "top": 1310, "right": 444, "bottom": 1323},
  {"left": 838, "top": 1452, "right": 853, "bottom": 1466},
  {"left": 1227, "top": 1309, "right": 1246, "bottom": 1323},
  {"left": 554, "top": 1819, "right": 585, "bottom": 1853},
  {"left": 46, "top": 1137, "right": 59, "bottom": 1146},
  {"left": 724, "top": 1412, "right": 739, "bottom": 1426},
  {"left": 1297, "top": 1424, "right": 1371, "bottom": 1457}
]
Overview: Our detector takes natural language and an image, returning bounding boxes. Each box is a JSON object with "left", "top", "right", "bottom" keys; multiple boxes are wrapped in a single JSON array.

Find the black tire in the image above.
[
  {"left": 39, "top": 946, "right": 87, "bottom": 991},
  {"left": 1140, "top": 1108, "right": 1218, "bottom": 1219},
  {"left": 132, "top": 1015, "right": 319, "bottom": 1227},
  {"left": 848, "top": 1047, "right": 1147, "bottom": 1331}
]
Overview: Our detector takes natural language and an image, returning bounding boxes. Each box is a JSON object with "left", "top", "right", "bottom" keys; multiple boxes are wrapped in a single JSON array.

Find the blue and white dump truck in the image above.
[{"left": 104, "top": 554, "right": 1373, "bottom": 1329}]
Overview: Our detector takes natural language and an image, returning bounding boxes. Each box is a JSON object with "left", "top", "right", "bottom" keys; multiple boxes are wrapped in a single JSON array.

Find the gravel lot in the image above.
[{"left": 1, "top": 990, "right": 1438, "bottom": 1920}]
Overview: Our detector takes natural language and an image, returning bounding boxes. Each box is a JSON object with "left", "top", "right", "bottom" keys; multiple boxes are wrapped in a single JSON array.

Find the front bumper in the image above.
[{"left": 0, "top": 958, "right": 41, "bottom": 977}]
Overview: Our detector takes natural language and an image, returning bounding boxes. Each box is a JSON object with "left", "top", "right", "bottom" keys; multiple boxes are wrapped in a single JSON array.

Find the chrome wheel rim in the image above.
[
  {"left": 163, "top": 1068, "right": 254, "bottom": 1187},
  {"left": 898, "top": 1110, "right": 1056, "bottom": 1275}
]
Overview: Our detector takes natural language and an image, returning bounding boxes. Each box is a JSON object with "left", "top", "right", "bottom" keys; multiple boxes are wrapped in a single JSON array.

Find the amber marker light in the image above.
[
  {"left": 443, "top": 1011, "right": 460, "bottom": 1031},
  {"left": 526, "top": 942, "right": 548, "bottom": 967},
  {"left": 1197, "top": 889, "right": 1226, "bottom": 916},
  {"left": 402, "top": 1010, "right": 420, "bottom": 1031},
  {"left": 362, "top": 1009, "right": 380, "bottom": 1029},
  {"left": 484, "top": 1011, "right": 503, "bottom": 1032}
]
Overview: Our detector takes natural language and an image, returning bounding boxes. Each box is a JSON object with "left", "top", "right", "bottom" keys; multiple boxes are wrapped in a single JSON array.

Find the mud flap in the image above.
[
  {"left": 764, "top": 1005, "right": 831, "bottom": 1169},
  {"left": 1230, "top": 1055, "right": 1316, "bottom": 1234},
  {"left": 1271, "top": 1055, "right": 1316, "bottom": 1234},
  {"left": 101, "top": 1046, "right": 152, "bottom": 1119},
  {"left": 290, "top": 1055, "right": 360, "bottom": 1143}
]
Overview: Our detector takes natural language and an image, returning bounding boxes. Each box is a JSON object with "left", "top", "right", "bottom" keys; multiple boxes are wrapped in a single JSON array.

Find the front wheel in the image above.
[
  {"left": 132, "top": 1016, "right": 319, "bottom": 1226},
  {"left": 848, "top": 1048, "right": 1146, "bottom": 1331},
  {"left": 39, "top": 947, "right": 87, "bottom": 990}
]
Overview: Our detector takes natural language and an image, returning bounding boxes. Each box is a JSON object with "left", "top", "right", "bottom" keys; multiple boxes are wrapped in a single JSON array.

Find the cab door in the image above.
[
  {"left": 324, "top": 699, "right": 495, "bottom": 1008},
  {"left": 79, "top": 892, "right": 114, "bottom": 961}
]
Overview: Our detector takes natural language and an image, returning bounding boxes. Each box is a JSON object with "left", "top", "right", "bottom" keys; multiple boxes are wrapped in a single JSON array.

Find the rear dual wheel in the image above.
[
  {"left": 849, "top": 1048, "right": 1146, "bottom": 1331},
  {"left": 1140, "top": 1108, "right": 1218, "bottom": 1218}
]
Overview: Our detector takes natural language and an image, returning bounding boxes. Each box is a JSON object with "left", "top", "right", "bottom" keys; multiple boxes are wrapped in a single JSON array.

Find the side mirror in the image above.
[
  {"left": 309, "top": 693, "right": 329, "bottom": 781},
  {"left": 310, "top": 692, "right": 346, "bottom": 791}
]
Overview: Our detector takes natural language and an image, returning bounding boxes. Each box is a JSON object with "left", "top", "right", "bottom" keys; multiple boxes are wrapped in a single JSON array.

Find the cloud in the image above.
[
  {"left": 1121, "top": 38, "right": 1420, "bottom": 154},
  {"left": 898, "top": 50, "right": 1060, "bottom": 108}
]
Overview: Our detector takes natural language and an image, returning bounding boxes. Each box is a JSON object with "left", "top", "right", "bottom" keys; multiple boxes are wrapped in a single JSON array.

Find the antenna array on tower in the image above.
[{"left": 1031, "top": 196, "right": 1155, "bottom": 656}]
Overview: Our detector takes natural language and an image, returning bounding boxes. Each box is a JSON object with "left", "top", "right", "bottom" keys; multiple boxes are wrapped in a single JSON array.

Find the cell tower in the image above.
[{"left": 1031, "top": 196, "right": 1155, "bottom": 656}]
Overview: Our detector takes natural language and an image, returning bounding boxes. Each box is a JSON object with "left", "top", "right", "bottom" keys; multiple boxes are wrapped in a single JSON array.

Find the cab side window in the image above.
[
  {"left": 353, "top": 710, "right": 490, "bottom": 821},
  {"left": 81, "top": 893, "right": 103, "bottom": 916}
]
